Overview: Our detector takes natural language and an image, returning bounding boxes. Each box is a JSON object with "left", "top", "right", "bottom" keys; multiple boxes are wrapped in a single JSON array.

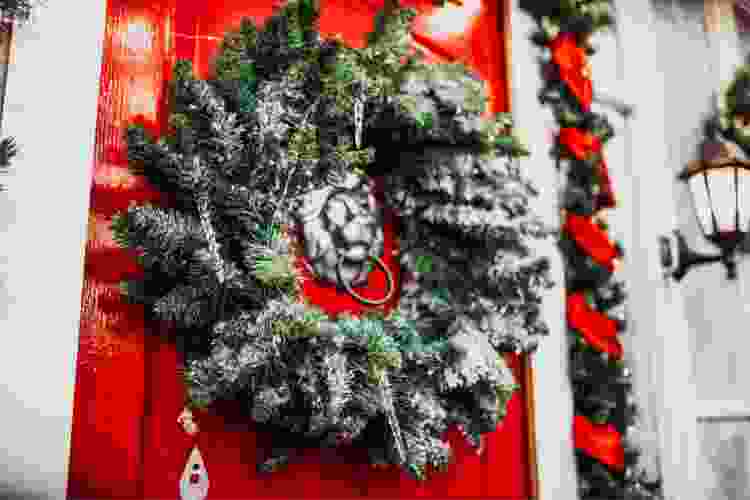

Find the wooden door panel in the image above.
[{"left": 69, "top": 1, "right": 534, "bottom": 498}]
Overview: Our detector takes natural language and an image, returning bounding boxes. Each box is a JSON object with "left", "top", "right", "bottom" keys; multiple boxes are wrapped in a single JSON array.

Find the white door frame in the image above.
[
  {"left": 509, "top": 2, "right": 578, "bottom": 499},
  {"left": 0, "top": 1, "right": 107, "bottom": 499}
]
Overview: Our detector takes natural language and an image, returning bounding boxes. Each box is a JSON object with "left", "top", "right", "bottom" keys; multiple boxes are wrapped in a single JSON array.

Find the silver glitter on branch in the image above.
[
  {"left": 378, "top": 373, "right": 407, "bottom": 465},
  {"left": 193, "top": 157, "right": 226, "bottom": 285},
  {"left": 353, "top": 83, "right": 365, "bottom": 149}
]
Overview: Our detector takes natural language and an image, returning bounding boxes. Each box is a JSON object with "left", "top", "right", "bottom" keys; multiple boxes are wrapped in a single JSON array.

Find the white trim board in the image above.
[
  {"left": 510, "top": 2, "right": 578, "bottom": 499},
  {"left": 0, "top": 1, "right": 107, "bottom": 499},
  {"left": 696, "top": 400, "right": 750, "bottom": 421}
]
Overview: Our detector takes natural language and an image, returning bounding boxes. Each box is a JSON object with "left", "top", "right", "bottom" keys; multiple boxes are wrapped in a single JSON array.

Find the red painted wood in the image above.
[
  {"left": 191, "top": 0, "right": 510, "bottom": 112},
  {"left": 67, "top": 0, "right": 176, "bottom": 498},
  {"left": 68, "top": 1, "right": 532, "bottom": 498}
]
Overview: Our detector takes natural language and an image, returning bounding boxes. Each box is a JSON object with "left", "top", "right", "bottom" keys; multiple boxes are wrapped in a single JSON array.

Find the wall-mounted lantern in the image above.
[{"left": 660, "top": 138, "right": 750, "bottom": 281}]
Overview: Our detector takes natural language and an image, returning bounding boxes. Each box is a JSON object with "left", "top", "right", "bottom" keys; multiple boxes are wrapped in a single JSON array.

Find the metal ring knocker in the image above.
[{"left": 336, "top": 253, "right": 395, "bottom": 306}]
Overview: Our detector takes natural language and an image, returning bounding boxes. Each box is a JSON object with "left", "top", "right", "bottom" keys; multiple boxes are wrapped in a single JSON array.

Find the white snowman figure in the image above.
[{"left": 179, "top": 446, "right": 209, "bottom": 500}]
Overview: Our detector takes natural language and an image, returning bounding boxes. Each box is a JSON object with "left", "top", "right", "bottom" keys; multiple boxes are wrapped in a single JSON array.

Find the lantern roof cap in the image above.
[{"left": 681, "top": 137, "right": 750, "bottom": 179}]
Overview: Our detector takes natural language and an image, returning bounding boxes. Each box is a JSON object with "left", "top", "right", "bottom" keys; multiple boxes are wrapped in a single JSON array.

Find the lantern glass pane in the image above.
[
  {"left": 738, "top": 167, "right": 750, "bottom": 233},
  {"left": 688, "top": 173, "right": 715, "bottom": 236},
  {"left": 706, "top": 166, "right": 738, "bottom": 234}
]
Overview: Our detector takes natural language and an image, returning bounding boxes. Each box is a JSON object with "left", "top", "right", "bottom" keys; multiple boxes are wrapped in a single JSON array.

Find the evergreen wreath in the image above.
[
  {"left": 712, "top": 59, "right": 750, "bottom": 153},
  {"left": 112, "top": 0, "right": 553, "bottom": 480},
  {"left": 0, "top": 0, "right": 36, "bottom": 28},
  {"left": 520, "top": 1, "right": 662, "bottom": 499}
]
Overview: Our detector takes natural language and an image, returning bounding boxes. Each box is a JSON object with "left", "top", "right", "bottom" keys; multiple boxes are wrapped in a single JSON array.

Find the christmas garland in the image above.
[
  {"left": 112, "top": 0, "right": 553, "bottom": 481},
  {"left": 519, "top": 1, "right": 662, "bottom": 498},
  {"left": 711, "top": 60, "right": 750, "bottom": 152}
]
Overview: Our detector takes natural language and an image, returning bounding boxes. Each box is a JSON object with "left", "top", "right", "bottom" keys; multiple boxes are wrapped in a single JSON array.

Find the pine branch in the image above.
[
  {"left": 418, "top": 203, "right": 549, "bottom": 244},
  {"left": 0, "top": 137, "right": 17, "bottom": 192},
  {"left": 172, "top": 77, "right": 246, "bottom": 179},
  {"left": 110, "top": 204, "right": 209, "bottom": 281},
  {"left": 153, "top": 277, "right": 218, "bottom": 328},
  {"left": 0, "top": 137, "right": 17, "bottom": 168},
  {"left": 0, "top": 0, "right": 34, "bottom": 26},
  {"left": 126, "top": 125, "right": 194, "bottom": 195}
]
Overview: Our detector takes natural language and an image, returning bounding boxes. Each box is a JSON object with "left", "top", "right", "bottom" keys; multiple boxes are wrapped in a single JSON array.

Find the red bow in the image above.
[
  {"left": 567, "top": 292, "right": 623, "bottom": 359},
  {"left": 559, "top": 127, "right": 600, "bottom": 160},
  {"left": 563, "top": 214, "right": 618, "bottom": 271},
  {"left": 549, "top": 33, "right": 593, "bottom": 110},
  {"left": 574, "top": 415, "right": 625, "bottom": 471},
  {"left": 559, "top": 128, "right": 617, "bottom": 209}
]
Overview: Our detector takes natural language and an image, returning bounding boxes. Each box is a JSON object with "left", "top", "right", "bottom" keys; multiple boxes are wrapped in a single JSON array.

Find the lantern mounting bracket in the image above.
[{"left": 659, "top": 230, "right": 738, "bottom": 281}]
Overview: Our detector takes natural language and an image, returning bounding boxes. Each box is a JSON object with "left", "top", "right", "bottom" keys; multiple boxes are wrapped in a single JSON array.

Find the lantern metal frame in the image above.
[{"left": 660, "top": 140, "right": 750, "bottom": 281}]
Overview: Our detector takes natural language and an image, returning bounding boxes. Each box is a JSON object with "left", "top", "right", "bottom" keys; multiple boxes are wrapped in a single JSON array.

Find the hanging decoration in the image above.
[
  {"left": 519, "top": 1, "right": 662, "bottom": 499},
  {"left": 179, "top": 446, "right": 209, "bottom": 500},
  {"left": 112, "top": 0, "right": 554, "bottom": 481}
]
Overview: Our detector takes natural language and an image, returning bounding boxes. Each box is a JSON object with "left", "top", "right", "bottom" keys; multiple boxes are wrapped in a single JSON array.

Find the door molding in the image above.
[
  {"left": 696, "top": 400, "right": 750, "bottom": 421},
  {"left": 0, "top": 0, "right": 109, "bottom": 498}
]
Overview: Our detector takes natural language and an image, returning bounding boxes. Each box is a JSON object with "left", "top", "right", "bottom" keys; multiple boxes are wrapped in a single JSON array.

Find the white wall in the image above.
[
  {"left": 674, "top": 0, "right": 750, "bottom": 409},
  {"left": 0, "top": 1, "right": 107, "bottom": 498},
  {"left": 613, "top": 1, "right": 706, "bottom": 499},
  {"left": 658, "top": 1, "right": 750, "bottom": 499},
  {"left": 513, "top": 1, "right": 712, "bottom": 499}
]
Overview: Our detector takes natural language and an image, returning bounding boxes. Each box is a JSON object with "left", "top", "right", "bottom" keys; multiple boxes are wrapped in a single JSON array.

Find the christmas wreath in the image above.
[
  {"left": 520, "top": 1, "right": 662, "bottom": 499},
  {"left": 711, "top": 59, "right": 750, "bottom": 154},
  {"left": 0, "top": 0, "right": 35, "bottom": 28},
  {"left": 112, "top": 0, "right": 553, "bottom": 480}
]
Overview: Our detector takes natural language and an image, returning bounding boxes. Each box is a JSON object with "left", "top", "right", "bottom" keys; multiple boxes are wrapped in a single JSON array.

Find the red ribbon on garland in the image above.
[
  {"left": 558, "top": 127, "right": 617, "bottom": 209},
  {"left": 574, "top": 415, "right": 625, "bottom": 471},
  {"left": 563, "top": 213, "right": 619, "bottom": 271},
  {"left": 559, "top": 127, "right": 599, "bottom": 159},
  {"left": 567, "top": 292, "right": 623, "bottom": 359},
  {"left": 549, "top": 33, "right": 593, "bottom": 110},
  {"left": 547, "top": 23, "right": 632, "bottom": 484}
]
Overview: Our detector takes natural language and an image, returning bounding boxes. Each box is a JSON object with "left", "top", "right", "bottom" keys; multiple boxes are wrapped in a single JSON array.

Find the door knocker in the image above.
[{"left": 295, "top": 170, "right": 395, "bottom": 305}]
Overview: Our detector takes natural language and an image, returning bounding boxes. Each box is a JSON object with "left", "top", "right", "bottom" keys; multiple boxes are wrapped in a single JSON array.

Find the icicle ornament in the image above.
[{"left": 353, "top": 81, "right": 366, "bottom": 149}]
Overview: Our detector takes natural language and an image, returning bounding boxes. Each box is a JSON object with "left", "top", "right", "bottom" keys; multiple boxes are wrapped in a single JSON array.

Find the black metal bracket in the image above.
[{"left": 660, "top": 230, "right": 737, "bottom": 281}]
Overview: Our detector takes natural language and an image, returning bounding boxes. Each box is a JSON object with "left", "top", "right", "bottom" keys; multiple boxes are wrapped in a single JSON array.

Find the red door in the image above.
[{"left": 68, "top": 1, "right": 536, "bottom": 498}]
